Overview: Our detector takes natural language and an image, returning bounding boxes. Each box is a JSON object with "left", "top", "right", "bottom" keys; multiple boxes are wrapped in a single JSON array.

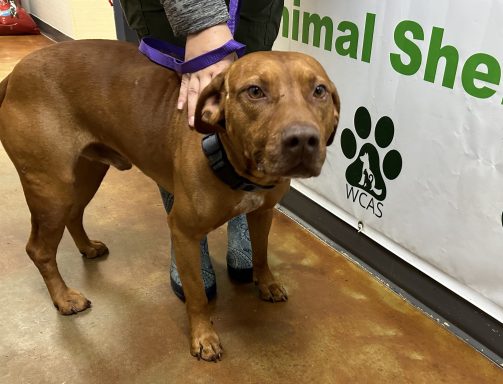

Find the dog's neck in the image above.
[{"left": 202, "top": 133, "right": 279, "bottom": 192}]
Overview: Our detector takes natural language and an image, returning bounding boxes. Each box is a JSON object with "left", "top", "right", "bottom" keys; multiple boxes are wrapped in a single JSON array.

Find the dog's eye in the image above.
[
  {"left": 313, "top": 85, "right": 327, "bottom": 99},
  {"left": 247, "top": 86, "right": 265, "bottom": 99}
]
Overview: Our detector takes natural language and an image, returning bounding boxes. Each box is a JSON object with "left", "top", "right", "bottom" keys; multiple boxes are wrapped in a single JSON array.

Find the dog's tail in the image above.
[{"left": 0, "top": 75, "right": 10, "bottom": 107}]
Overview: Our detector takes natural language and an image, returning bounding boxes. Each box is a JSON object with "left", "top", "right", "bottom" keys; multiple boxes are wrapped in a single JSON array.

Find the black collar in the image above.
[{"left": 201, "top": 134, "right": 275, "bottom": 192}]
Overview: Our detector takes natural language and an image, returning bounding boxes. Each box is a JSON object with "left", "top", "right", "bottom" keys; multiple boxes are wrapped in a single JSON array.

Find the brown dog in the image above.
[{"left": 0, "top": 40, "right": 340, "bottom": 361}]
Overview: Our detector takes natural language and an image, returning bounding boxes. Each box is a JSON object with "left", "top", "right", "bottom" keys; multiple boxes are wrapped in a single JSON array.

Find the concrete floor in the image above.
[{"left": 0, "top": 35, "right": 502, "bottom": 383}]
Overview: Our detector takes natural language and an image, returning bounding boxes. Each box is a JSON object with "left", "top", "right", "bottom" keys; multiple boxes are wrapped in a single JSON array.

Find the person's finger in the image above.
[
  {"left": 177, "top": 73, "right": 190, "bottom": 110},
  {"left": 198, "top": 73, "right": 212, "bottom": 100},
  {"left": 187, "top": 74, "right": 201, "bottom": 127}
]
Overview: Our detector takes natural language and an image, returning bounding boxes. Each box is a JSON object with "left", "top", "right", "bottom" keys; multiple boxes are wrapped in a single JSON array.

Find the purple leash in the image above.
[{"left": 139, "top": 0, "right": 245, "bottom": 73}]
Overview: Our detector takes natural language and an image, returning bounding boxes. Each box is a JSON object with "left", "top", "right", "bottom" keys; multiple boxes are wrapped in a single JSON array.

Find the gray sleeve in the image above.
[{"left": 161, "top": 0, "right": 229, "bottom": 37}]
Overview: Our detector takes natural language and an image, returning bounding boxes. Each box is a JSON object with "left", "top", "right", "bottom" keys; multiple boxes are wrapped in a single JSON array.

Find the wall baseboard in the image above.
[
  {"left": 280, "top": 188, "right": 503, "bottom": 365},
  {"left": 31, "top": 15, "right": 72, "bottom": 42}
]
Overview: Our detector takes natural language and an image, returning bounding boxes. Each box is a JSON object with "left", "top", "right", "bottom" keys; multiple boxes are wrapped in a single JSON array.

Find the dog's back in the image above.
[{"left": 0, "top": 40, "right": 185, "bottom": 178}]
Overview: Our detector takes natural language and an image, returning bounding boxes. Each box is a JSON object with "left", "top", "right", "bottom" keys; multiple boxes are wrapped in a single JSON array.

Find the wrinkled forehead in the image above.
[{"left": 227, "top": 51, "right": 330, "bottom": 90}]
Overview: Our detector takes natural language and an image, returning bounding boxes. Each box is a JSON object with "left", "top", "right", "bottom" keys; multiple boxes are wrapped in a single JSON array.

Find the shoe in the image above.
[
  {"left": 226, "top": 214, "right": 253, "bottom": 283},
  {"left": 169, "top": 238, "right": 217, "bottom": 302},
  {"left": 169, "top": 214, "right": 253, "bottom": 301},
  {"left": 160, "top": 188, "right": 252, "bottom": 301}
]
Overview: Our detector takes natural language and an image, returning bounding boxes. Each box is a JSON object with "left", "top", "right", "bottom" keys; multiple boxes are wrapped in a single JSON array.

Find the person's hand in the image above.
[{"left": 179, "top": 23, "right": 235, "bottom": 127}]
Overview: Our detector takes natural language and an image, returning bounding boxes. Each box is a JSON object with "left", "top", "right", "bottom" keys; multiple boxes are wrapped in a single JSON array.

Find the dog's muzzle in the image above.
[
  {"left": 282, "top": 124, "right": 320, "bottom": 157},
  {"left": 278, "top": 124, "right": 322, "bottom": 177}
]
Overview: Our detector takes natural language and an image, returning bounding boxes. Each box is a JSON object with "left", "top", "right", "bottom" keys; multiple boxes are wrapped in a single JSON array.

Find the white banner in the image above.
[{"left": 274, "top": 0, "right": 503, "bottom": 322}]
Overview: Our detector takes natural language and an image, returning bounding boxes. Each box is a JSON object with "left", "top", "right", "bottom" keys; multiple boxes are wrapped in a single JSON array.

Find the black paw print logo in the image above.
[{"left": 341, "top": 107, "right": 402, "bottom": 201}]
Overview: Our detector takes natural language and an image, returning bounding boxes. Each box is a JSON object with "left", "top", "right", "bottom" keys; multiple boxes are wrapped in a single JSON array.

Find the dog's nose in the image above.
[{"left": 281, "top": 125, "right": 320, "bottom": 156}]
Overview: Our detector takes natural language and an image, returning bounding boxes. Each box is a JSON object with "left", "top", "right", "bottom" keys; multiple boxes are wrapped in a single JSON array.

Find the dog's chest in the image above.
[{"left": 234, "top": 193, "right": 265, "bottom": 214}]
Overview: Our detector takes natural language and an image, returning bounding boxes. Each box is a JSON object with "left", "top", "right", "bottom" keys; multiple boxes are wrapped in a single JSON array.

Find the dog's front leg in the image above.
[
  {"left": 247, "top": 208, "right": 288, "bottom": 302},
  {"left": 169, "top": 224, "right": 223, "bottom": 361}
]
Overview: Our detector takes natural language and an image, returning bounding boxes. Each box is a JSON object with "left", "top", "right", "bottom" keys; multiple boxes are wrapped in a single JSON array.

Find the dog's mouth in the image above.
[
  {"left": 287, "top": 162, "right": 322, "bottom": 178},
  {"left": 259, "top": 156, "right": 323, "bottom": 179}
]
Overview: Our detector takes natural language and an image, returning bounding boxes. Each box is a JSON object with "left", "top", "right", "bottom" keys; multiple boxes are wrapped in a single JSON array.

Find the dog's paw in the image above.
[
  {"left": 257, "top": 282, "right": 288, "bottom": 303},
  {"left": 190, "top": 328, "right": 223, "bottom": 362},
  {"left": 80, "top": 240, "right": 109, "bottom": 259},
  {"left": 53, "top": 288, "right": 91, "bottom": 315}
]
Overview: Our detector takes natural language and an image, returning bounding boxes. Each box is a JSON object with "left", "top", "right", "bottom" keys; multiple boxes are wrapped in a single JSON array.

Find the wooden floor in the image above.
[
  {"left": 0, "top": 35, "right": 502, "bottom": 383},
  {"left": 0, "top": 35, "right": 53, "bottom": 80}
]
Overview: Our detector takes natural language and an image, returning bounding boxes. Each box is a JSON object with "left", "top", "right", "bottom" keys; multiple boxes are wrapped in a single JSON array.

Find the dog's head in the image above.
[{"left": 194, "top": 51, "right": 340, "bottom": 183}]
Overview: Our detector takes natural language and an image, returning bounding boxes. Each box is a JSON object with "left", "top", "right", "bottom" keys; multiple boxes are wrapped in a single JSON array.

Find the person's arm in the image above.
[
  {"left": 161, "top": 1, "right": 235, "bottom": 127},
  {"left": 161, "top": 0, "right": 229, "bottom": 36}
]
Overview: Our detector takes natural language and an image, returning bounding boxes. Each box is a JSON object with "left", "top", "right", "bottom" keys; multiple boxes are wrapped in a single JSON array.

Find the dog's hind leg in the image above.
[
  {"left": 23, "top": 174, "right": 91, "bottom": 315},
  {"left": 65, "top": 156, "right": 109, "bottom": 259}
]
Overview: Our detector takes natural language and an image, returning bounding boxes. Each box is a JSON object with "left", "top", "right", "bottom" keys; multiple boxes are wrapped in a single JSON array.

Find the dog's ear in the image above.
[
  {"left": 194, "top": 71, "right": 227, "bottom": 134},
  {"left": 327, "top": 82, "right": 341, "bottom": 146}
]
